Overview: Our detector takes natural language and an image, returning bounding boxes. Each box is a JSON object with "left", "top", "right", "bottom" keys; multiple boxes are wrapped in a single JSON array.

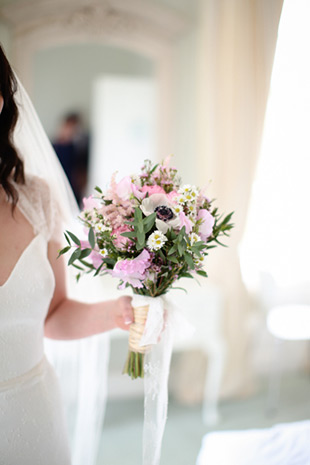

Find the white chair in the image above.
[
  {"left": 266, "top": 303, "right": 310, "bottom": 413},
  {"left": 196, "top": 420, "right": 310, "bottom": 465}
]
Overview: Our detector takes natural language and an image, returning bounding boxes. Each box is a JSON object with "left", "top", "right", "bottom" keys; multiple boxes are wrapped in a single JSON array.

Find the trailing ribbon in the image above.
[{"left": 131, "top": 294, "right": 194, "bottom": 465}]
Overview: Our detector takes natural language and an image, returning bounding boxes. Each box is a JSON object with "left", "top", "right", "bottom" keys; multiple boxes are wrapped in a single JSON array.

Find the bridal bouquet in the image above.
[
  {"left": 60, "top": 158, "right": 233, "bottom": 378},
  {"left": 60, "top": 157, "right": 233, "bottom": 465}
]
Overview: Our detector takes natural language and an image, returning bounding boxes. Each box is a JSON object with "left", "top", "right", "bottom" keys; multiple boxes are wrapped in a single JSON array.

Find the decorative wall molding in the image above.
[{"left": 0, "top": 0, "right": 191, "bottom": 158}]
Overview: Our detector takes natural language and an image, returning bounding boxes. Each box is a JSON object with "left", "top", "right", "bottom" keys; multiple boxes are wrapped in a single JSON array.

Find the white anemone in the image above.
[{"left": 140, "top": 193, "right": 181, "bottom": 233}]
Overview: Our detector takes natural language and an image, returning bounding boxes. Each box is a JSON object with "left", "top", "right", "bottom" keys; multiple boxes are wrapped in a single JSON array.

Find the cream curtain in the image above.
[{"left": 196, "top": 0, "right": 283, "bottom": 396}]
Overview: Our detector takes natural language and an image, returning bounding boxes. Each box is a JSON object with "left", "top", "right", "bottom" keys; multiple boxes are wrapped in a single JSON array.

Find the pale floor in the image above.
[{"left": 97, "top": 372, "right": 310, "bottom": 465}]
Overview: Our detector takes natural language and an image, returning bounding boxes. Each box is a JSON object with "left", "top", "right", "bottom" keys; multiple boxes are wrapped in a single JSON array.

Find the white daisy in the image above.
[
  {"left": 147, "top": 230, "right": 167, "bottom": 251},
  {"left": 172, "top": 204, "right": 183, "bottom": 215},
  {"left": 194, "top": 255, "right": 207, "bottom": 267},
  {"left": 99, "top": 248, "right": 108, "bottom": 257},
  {"left": 189, "top": 232, "right": 200, "bottom": 245}
]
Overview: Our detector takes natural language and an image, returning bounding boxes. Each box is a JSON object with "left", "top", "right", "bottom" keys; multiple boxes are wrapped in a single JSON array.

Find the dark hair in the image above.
[{"left": 0, "top": 44, "right": 25, "bottom": 207}]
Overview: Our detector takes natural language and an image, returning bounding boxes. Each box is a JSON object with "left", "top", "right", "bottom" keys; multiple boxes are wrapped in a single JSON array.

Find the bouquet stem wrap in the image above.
[{"left": 129, "top": 294, "right": 193, "bottom": 465}]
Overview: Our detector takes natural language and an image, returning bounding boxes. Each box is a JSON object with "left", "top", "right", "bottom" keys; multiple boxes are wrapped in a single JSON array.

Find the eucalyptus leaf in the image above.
[
  {"left": 120, "top": 231, "right": 137, "bottom": 239},
  {"left": 79, "top": 248, "right": 92, "bottom": 259},
  {"left": 57, "top": 246, "right": 71, "bottom": 258},
  {"left": 197, "top": 270, "right": 208, "bottom": 277},
  {"left": 64, "top": 232, "right": 71, "bottom": 246},
  {"left": 134, "top": 208, "right": 143, "bottom": 221},
  {"left": 181, "top": 272, "right": 194, "bottom": 279},
  {"left": 184, "top": 252, "right": 195, "bottom": 269},
  {"left": 94, "top": 262, "right": 104, "bottom": 276},
  {"left": 88, "top": 227, "right": 96, "bottom": 249},
  {"left": 66, "top": 231, "right": 81, "bottom": 247},
  {"left": 143, "top": 212, "right": 156, "bottom": 224},
  {"left": 68, "top": 248, "right": 81, "bottom": 266}
]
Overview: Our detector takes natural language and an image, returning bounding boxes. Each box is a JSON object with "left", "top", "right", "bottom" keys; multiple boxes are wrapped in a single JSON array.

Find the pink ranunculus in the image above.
[
  {"left": 167, "top": 190, "right": 179, "bottom": 202},
  {"left": 82, "top": 195, "right": 101, "bottom": 210},
  {"left": 179, "top": 211, "right": 193, "bottom": 234},
  {"left": 141, "top": 185, "right": 166, "bottom": 196},
  {"left": 197, "top": 209, "right": 215, "bottom": 241},
  {"left": 80, "top": 240, "right": 102, "bottom": 269},
  {"left": 111, "top": 249, "right": 151, "bottom": 289}
]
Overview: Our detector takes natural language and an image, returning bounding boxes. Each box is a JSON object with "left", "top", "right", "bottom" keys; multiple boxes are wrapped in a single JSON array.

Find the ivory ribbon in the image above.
[{"left": 131, "top": 294, "right": 194, "bottom": 465}]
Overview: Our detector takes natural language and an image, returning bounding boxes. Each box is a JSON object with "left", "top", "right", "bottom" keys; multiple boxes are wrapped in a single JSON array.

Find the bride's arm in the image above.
[{"left": 44, "top": 239, "right": 134, "bottom": 340}]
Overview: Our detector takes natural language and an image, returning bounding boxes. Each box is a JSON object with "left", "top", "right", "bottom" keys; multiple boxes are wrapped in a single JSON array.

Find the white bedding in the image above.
[{"left": 196, "top": 421, "right": 310, "bottom": 465}]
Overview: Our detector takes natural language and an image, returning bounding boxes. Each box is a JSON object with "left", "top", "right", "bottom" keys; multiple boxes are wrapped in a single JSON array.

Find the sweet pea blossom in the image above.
[
  {"left": 82, "top": 195, "right": 101, "bottom": 211},
  {"left": 179, "top": 211, "right": 193, "bottom": 234},
  {"left": 111, "top": 249, "right": 151, "bottom": 289},
  {"left": 197, "top": 209, "right": 215, "bottom": 241},
  {"left": 140, "top": 193, "right": 181, "bottom": 233},
  {"left": 141, "top": 185, "right": 166, "bottom": 196},
  {"left": 115, "top": 176, "right": 144, "bottom": 200}
]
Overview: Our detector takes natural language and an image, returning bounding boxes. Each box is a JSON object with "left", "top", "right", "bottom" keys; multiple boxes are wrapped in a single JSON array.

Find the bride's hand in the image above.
[{"left": 113, "top": 296, "right": 134, "bottom": 331}]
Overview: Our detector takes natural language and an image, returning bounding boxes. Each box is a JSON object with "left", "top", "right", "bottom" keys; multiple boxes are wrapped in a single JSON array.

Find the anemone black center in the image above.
[{"left": 154, "top": 205, "right": 174, "bottom": 221}]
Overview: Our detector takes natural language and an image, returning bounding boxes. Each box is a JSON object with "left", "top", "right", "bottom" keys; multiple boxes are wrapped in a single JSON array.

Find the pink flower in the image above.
[
  {"left": 179, "top": 211, "right": 193, "bottom": 234},
  {"left": 115, "top": 175, "right": 144, "bottom": 200},
  {"left": 141, "top": 185, "right": 166, "bottom": 196},
  {"left": 111, "top": 249, "right": 151, "bottom": 289},
  {"left": 82, "top": 195, "right": 101, "bottom": 210},
  {"left": 115, "top": 176, "right": 132, "bottom": 199},
  {"left": 197, "top": 209, "right": 215, "bottom": 241},
  {"left": 167, "top": 190, "right": 179, "bottom": 202}
]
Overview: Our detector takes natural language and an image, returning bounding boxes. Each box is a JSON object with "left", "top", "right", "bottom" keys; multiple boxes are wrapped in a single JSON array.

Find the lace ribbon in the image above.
[{"left": 131, "top": 294, "right": 194, "bottom": 465}]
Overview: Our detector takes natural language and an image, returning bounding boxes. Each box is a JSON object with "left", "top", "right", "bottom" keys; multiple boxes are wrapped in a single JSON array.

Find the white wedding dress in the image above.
[{"left": 0, "top": 177, "right": 71, "bottom": 464}]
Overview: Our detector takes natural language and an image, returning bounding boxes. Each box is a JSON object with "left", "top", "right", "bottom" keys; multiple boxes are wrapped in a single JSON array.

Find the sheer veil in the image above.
[{"left": 13, "top": 75, "right": 110, "bottom": 465}]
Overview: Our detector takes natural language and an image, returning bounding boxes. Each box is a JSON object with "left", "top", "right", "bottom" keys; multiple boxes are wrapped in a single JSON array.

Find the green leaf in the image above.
[
  {"left": 149, "top": 163, "right": 159, "bottom": 174},
  {"left": 88, "top": 227, "right": 96, "bottom": 249},
  {"left": 143, "top": 212, "right": 156, "bottom": 225},
  {"left": 136, "top": 241, "right": 145, "bottom": 251},
  {"left": 79, "top": 248, "right": 92, "bottom": 259},
  {"left": 79, "top": 258, "right": 95, "bottom": 269},
  {"left": 72, "top": 263, "right": 84, "bottom": 271},
  {"left": 168, "top": 245, "right": 177, "bottom": 255},
  {"left": 181, "top": 272, "right": 194, "bottom": 279},
  {"left": 120, "top": 231, "right": 137, "bottom": 239},
  {"left": 94, "top": 186, "right": 102, "bottom": 194},
  {"left": 66, "top": 231, "right": 81, "bottom": 247},
  {"left": 177, "top": 243, "right": 185, "bottom": 256},
  {"left": 64, "top": 232, "right": 71, "bottom": 246},
  {"left": 171, "top": 286, "right": 188, "bottom": 293},
  {"left": 197, "top": 270, "right": 208, "bottom": 277},
  {"left": 102, "top": 257, "right": 116, "bottom": 266},
  {"left": 134, "top": 207, "right": 143, "bottom": 221},
  {"left": 68, "top": 248, "right": 81, "bottom": 266},
  {"left": 94, "top": 262, "right": 104, "bottom": 276},
  {"left": 57, "top": 246, "right": 71, "bottom": 258},
  {"left": 137, "top": 231, "right": 145, "bottom": 246},
  {"left": 137, "top": 222, "right": 144, "bottom": 234},
  {"left": 191, "top": 247, "right": 202, "bottom": 258},
  {"left": 168, "top": 255, "right": 179, "bottom": 264},
  {"left": 184, "top": 252, "right": 195, "bottom": 269}
]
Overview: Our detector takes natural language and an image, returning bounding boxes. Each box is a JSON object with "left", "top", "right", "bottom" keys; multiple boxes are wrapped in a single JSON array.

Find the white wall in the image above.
[{"left": 33, "top": 43, "right": 154, "bottom": 139}]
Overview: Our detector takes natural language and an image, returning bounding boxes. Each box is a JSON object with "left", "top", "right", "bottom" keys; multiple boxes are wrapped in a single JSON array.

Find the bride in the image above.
[{"left": 0, "top": 44, "right": 133, "bottom": 463}]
